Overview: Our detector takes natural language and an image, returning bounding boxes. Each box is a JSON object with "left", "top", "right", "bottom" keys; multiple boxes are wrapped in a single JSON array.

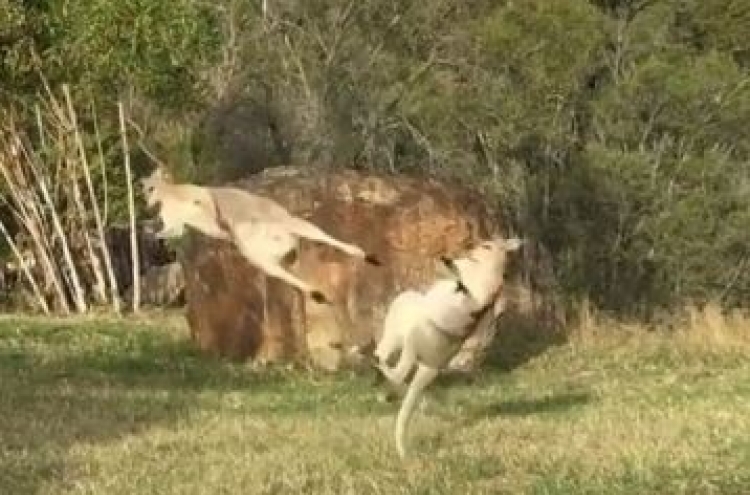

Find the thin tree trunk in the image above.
[
  {"left": 69, "top": 165, "right": 107, "bottom": 304},
  {"left": 23, "top": 143, "right": 88, "bottom": 313},
  {"left": 119, "top": 101, "right": 140, "bottom": 312},
  {"left": 34, "top": 104, "right": 46, "bottom": 149},
  {"left": 63, "top": 85, "right": 121, "bottom": 312},
  {"left": 0, "top": 219, "right": 49, "bottom": 314},
  {"left": 90, "top": 100, "right": 110, "bottom": 224},
  {"left": 0, "top": 158, "right": 70, "bottom": 314}
]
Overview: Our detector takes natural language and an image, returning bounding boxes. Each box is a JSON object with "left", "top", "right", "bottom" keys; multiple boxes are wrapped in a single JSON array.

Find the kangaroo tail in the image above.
[{"left": 395, "top": 365, "right": 439, "bottom": 459}]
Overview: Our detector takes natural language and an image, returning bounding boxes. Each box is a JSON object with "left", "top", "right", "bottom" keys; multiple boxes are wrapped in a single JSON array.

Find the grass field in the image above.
[{"left": 1, "top": 309, "right": 749, "bottom": 494}]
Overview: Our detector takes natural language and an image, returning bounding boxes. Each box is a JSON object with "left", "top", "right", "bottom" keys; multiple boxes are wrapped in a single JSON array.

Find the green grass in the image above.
[{"left": 1, "top": 314, "right": 749, "bottom": 494}]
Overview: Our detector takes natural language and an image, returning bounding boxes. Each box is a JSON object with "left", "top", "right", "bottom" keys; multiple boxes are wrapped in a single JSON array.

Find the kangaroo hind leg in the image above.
[
  {"left": 395, "top": 364, "right": 439, "bottom": 459},
  {"left": 285, "top": 217, "right": 381, "bottom": 265},
  {"left": 233, "top": 225, "right": 329, "bottom": 304}
]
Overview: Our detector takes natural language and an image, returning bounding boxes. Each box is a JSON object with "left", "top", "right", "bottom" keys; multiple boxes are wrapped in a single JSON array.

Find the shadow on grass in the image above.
[
  {"left": 472, "top": 391, "right": 592, "bottom": 418},
  {"left": 483, "top": 309, "right": 568, "bottom": 373},
  {"left": 443, "top": 390, "right": 592, "bottom": 436},
  {"left": 0, "top": 320, "right": 288, "bottom": 390},
  {"left": 0, "top": 319, "right": 289, "bottom": 494},
  {"left": 364, "top": 309, "right": 570, "bottom": 405},
  {"left": 413, "top": 310, "right": 568, "bottom": 394},
  {"left": 416, "top": 391, "right": 591, "bottom": 460}
]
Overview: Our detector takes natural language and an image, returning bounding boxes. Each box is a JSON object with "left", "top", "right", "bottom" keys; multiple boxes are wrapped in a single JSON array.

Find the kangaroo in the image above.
[
  {"left": 140, "top": 168, "right": 380, "bottom": 304},
  {"left": 373, "top": 236, "right": 522, "bottom": 458}
]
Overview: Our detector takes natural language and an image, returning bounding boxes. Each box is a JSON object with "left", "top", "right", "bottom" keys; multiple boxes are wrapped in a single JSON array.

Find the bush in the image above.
[{"left": 2, "top": 0, "right": 749, "bottom": 317}]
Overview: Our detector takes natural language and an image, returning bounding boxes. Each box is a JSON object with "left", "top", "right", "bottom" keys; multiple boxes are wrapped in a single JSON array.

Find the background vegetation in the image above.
[{"left": 2, "top": 0, "right": 749, "bottom": 316}]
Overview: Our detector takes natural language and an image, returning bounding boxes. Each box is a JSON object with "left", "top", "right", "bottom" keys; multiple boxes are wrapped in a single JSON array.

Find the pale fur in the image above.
[
  {"left": 139, "top": 168, "right": 379, "bottom": 303},
  {"left": 374, "top": 236, "right": 522, "bottom": 458}
]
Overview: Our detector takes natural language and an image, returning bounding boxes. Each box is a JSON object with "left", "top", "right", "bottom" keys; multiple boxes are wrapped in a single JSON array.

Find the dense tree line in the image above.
[{"left": 1, "top": 0, "right": 748, "bottom": 315}]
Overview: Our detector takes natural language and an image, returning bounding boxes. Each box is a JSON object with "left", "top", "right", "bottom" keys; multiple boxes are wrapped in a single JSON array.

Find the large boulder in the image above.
[{"left": 179, "top": 166, "right": 561, "bottom": 370}]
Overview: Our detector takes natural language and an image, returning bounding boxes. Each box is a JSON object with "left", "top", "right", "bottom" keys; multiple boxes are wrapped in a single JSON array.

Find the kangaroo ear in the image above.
[
  {"left": 504, "top": 237, "right": 523, "bottom": 252},
  {"left": 439, "top": 255, "right": 461, "bottom": 278},
  {"left": 148, "top": 166, "right": 173, "bottom": 182},
  {"left": 139, "top": 174, "right": 156, "bottom": 190},
  {"left": 454, "top": 280, "right": 470, "bottom": 295}
]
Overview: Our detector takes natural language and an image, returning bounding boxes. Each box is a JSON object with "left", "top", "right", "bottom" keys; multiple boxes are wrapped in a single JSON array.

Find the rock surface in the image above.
[{"left": 179, "top": 166, "right": 561, "bottom": 370}]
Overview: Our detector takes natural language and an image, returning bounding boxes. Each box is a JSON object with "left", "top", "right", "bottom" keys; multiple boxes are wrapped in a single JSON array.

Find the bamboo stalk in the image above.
[
  {"left": 91, "top": 101, "right": 122, "bottom": 312},
  {"left": 34, "top": 104, "right": 46, "bottom": 149},
  {"left": 126, "top": 117, "right": 169, "bottom": 170},
  {"left": 33, "top": 60, "right": 68, "bottom": 132},
  {"left": 0, "top": 219, "right": 49, "bottom": 314},
  {"left": 6, "top": 123, "right": 73, "bottom": 314},
  {"left": 63, "top": 85, "right": 120, "bottom": 311},
  {"left": 20, "top": 137, "right": 88, "bottom": 313},
  {"left": 69, "top": 159, "right": 108, "bottom": 304},
  {"left": 29, "top": 111, "right": 60, "bottom": 234},
  {"left": 119, "top": 101, "right": 140, "bottom": 312},
  {"left": 33, "top": 108, "right": 66, "bottom": 221},
  {"left": 9, "top": 148, "right": 50, "bottom": 243},
  {"left": 20, "top": 217, "right": 66, "bottom": 313},
  {"left": 90, "top": 100, "right": 110, "bottom": 225},
  {"left": 13, "top": 186, "right": 60, "bottom": 302},
  {"left": 0, "top": 154, "right": 70, "bottom": 314},
  {"left": 32, "top": 222, "right": 69, "bottom": 311}
]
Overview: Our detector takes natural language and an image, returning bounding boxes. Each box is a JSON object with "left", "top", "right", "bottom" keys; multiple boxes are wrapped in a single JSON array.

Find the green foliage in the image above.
[
  {"left": 0, "top": 0, "right": 49, "bottom": 100},
  {"left": 2, "top": 0, "right": 750, "bottom": 315},
  {"left": 674, "top": 0, "right": 750, "bottom": 67},
  {"left": 42, "top": 0, "right": 220, "bottom": 108}
]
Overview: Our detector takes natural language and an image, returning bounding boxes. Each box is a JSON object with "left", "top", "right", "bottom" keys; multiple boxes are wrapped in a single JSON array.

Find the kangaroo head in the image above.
[
  {"left": 139, "top": 167, "right": 173, "bottom": 209},
  {"left": 442, "top": 236, "right": 523, "bottom": 305}
]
